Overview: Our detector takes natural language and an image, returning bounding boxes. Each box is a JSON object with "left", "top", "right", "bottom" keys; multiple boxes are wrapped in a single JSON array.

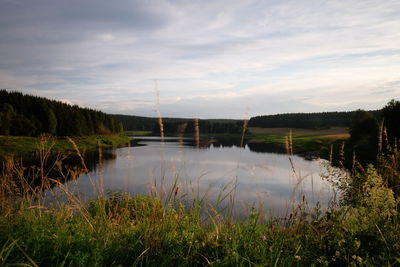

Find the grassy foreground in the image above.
[
  {"left": 1, "top": 135, "right": 399, "bottom": 266},
  {"left": 0, "top": 189, "right": 399, "bottom": 266},
  {"left": 0, "top": 135, "right": 132, "bottom": 158}
]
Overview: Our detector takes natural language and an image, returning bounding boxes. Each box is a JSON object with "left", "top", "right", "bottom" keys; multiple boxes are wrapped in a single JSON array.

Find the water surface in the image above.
[{"left": 46, "top": 137, "right": 334, "bottom": 217}]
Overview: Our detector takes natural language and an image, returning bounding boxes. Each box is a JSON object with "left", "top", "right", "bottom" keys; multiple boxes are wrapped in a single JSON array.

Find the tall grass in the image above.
[{"left": 0, "top": 134, "right": 399, "bottom": 266}]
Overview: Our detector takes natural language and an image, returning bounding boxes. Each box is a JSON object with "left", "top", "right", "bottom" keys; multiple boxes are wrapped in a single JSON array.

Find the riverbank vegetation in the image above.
[
  {"left": 0, "top": 135, "right": 131, "bottom": 158},
  {"left": 0, "top": 142, "right": 399, "bottom": 266}
]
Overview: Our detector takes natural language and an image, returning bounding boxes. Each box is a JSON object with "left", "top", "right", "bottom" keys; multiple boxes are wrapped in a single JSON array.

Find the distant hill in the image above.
[{"left": 249, "top": 110, "right": 382, "bottom": 129}]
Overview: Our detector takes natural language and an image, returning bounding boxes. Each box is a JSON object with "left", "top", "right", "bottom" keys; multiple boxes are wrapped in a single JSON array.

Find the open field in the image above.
[
  {"left": 249, "top": 127, "right": 349, "bottom": 137},
  {"left": 248, "top": 127, "right": 349, "bottom": 157}
]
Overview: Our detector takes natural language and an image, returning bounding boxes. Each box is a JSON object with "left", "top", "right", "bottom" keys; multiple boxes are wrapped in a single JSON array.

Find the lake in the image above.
[{"left": 44, "top": 136, "right": 334, "bottom": 218}]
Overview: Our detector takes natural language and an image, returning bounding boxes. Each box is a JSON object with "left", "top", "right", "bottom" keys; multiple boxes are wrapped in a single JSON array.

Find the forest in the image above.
[
  {"left": 345, "top": 100, "right": 400, "bottom": 167},
  {"left": 249, "top": 110, "right": 381, "bottom": 129},
  {"left": 0, "top": 90, "right": 122, "bottom": 136},
  {"left": 114, "top": 114, "right": 242, "bottom": 135},
  {"left": 152, "top": 119, "right": 242, "bottom": 135},
  {"left": 1, "top": 90, "right": 399, "bottom": 149}
]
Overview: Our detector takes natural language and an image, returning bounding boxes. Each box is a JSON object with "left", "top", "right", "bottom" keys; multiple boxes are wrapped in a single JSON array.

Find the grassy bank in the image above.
[
  {"left": 248, "top": 127, "right": 349, "bottom": 157},
  {"left": 0, "top": 135, "right": 132, "bottom": 158},
  {"left": 0, "top": 188, "right": 399, "bottom": 266},
  {"left": 1, "top": 134, "right": 399, "bottom": 266}
]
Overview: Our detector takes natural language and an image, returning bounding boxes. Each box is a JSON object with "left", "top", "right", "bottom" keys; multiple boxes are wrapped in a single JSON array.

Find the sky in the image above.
[{"left": 0, "top": 0, "right": 399, "bottom": 119}]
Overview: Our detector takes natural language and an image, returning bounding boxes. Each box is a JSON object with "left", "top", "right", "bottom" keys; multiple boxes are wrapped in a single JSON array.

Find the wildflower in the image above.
[
  {"left": 261, "top": 235, "right": 267, "bottom": 241},
  {"left": 295, "top": 255, "right": 301, "bottom": 261}
]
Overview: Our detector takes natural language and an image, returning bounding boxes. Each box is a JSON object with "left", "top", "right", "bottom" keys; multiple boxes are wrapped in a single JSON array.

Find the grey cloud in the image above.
[
  {"left": 0, "top": 0, "right": 399, "bottom": 118},
  {"left": 0, "top": 0, "right": 171, "bottom": 33}
]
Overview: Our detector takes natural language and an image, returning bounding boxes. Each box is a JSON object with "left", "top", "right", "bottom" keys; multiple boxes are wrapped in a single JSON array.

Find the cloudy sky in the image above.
[{"left": 0, "top": 0, "right": 399, "bottom": 118}]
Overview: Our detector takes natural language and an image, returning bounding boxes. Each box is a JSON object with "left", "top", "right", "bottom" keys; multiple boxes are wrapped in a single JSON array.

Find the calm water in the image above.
[{"left": 45, "top": 137, "right": 334, "bottom": 217}]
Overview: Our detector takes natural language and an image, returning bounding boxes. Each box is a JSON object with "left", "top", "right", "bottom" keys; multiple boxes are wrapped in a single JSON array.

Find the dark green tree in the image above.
[
  {"left": 349, "top": 110, "right": 378, "bottom": 165},
  {"left": 381, "top": 99, "right": 400, "bottom": 145},
  {"left": 11, "top": 114, "right": 37, "bottom": 136},
  {"left": 45, "top": 108, "right": 57, "bottom": 134},
  {"left": 0, "top": 103, "right": 16, "bottom": 135},
  {"left": 0, "top": 90, "right": 122, "bottom": 136}
]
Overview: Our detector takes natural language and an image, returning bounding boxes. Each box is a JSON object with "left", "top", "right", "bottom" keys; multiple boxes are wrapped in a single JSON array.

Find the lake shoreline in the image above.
[
  {"left": 0, "top": 127, "right": 348, "bottom": 163},
  {"left": 131, "top": 126, "right": 349, "bottom": 161},
  {"left": 1, "top": 133, "right": 399, "bottom": 266},
  {"left": 0, "top": 134, "right": 132, "bottom": 159}
]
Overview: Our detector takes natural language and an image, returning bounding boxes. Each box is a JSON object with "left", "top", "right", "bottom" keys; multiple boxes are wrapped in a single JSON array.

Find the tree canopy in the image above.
[
  {"left": 249, "top": 111, "right": 381, "bottom": 129},
  {"left": 0, "top": 90, "right": 122, "bottom": 136},
  {"left": 381, "top": 99, "right": 400, "bottom": 145}
]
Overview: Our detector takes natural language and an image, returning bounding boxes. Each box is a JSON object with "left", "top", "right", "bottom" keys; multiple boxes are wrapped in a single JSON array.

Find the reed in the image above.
[
  {"left": 194, "top": 118, "right": 200, "bottom": 148},
  {"left": 240, "top": 119, "right": 248, "bottom": 148},
  {"left": 177, "top": 122, "right": 188, "bottom": 145},
  {"left": 154, "top": 80, "right": 164, "bottom": 141}
]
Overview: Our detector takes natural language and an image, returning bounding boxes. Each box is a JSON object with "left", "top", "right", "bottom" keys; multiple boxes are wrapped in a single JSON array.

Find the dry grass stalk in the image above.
[
  {"left": 158, "top": 117, "right": 164, "bottom": 140},
  {"left": 154, "top": 80, "right": 164, "bottom": 141},
  {"left": 285, "top": 136, "right": 289, "bottom": 154},
  {"left": 36, "top": 134, "right": 55, "bottom": 180},
  {"left": 194, "top": 119, "right": 200, "bottom": 148},
  {"left": 177, "top": 122, "right": 188, "bottom": 146},
  {"left": 284, "top": 131, "right": 296, "bottom": 175},
  {"left": 66, "top": 137, "right": 88, "bottom": 173},
  {"left": 97, "top": 140, "right": 103, "bottom": 164},
  {"left": 378, "top": 119, "right": 384, "bottom": 153},
  {"left": 1, "top": 136, "right": 67, "bottom": 212},
  {"left": 66, "top": 136, "right": 104, "bottom": 197},
  {"left": 339, "top": 142, "right": 345, "bottom": 168},
  {"left": 289, "top": 130, "right": 293, "bottom": 155},
  {"left": 285, "top": 131, "right": 293, "bottom": 155},
  {"left": 127, "top": 139, "right": 132, "bottom": 161},
  {"left": 240, "top": 119, "right": 249, "bottom": 148},
  {"left": 383, "top": 126, "right": 389, "bottom": 150}
]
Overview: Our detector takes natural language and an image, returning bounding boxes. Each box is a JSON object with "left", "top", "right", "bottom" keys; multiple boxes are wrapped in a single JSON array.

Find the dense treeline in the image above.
[
  {"left": 114, "top": 114, "right": 242, "bottom": 135},
  {"left": 113, "top": 114, "right": 158, "bottom": 131},
  {"left": 153, "top": 120, "right": 242, "bottom": 135},
  {"left": 249, "top": 111, "right": 381, "bottom": 129},
  {"left": 344, "top": 99, "right": 400, "bottom": 168},
  {"left": 0, "top": 90, "right": 122, "bottom": 136}
]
